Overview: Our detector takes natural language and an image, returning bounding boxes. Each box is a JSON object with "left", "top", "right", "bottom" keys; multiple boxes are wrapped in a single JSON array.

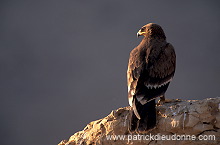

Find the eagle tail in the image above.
[
  {"left": 129, "top": 99, "right": 156, "bottom": 132},
  {"left": 138, "top": 99, "right": 156, "bottom": 131}
]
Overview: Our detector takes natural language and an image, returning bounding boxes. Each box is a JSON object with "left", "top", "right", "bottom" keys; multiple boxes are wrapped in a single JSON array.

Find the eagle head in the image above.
[{"left": 137, "top": 23, "right": 166, "bottom": 39}]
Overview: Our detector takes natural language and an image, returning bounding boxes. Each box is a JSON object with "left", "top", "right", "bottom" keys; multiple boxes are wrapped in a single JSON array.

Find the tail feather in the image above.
[
  {"left": 129, "top": 98, "right": 156, "bottom": 132},
  {"left": 138, "top": 100, "right": 156, "bottom": 131}
]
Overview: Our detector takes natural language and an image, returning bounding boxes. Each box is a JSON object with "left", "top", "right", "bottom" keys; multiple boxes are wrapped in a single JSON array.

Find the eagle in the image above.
[{"left": 127, "top": 23, "right": 176, "bottom": 132}]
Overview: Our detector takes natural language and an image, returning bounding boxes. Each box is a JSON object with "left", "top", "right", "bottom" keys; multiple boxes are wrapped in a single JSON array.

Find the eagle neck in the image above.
[{"left": 140, "top": 37, "right": 166, "bottom": 47}]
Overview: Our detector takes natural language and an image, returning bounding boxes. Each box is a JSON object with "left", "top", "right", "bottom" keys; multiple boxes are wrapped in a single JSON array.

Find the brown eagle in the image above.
[{"left": 127, "top": 23, "right": 176, "bottom": 132}]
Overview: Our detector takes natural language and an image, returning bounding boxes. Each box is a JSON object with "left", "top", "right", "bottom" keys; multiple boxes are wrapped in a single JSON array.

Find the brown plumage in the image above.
[{"left": 127, "top": 23, "right": 176, "bottom": 132}]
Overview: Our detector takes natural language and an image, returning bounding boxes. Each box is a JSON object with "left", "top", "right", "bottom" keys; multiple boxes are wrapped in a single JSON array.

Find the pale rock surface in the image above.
[{"left": 59, "top": 97, "right": 220, "bottom": 145}]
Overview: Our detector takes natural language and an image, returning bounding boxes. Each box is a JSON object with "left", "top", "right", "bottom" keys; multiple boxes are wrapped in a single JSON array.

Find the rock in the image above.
[{"left": 58, "top": 97, "right": 220, "bottom": 145}]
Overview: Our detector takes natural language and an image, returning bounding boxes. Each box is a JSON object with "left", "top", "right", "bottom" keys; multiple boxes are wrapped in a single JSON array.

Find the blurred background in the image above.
[{"left": 1, "top": 0, "right": 220, "bottom": 145}]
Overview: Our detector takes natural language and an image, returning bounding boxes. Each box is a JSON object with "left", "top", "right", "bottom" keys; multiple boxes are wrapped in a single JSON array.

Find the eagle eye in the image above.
[{"left": 141, "top": 27, "right": 146, "bottom": 32}]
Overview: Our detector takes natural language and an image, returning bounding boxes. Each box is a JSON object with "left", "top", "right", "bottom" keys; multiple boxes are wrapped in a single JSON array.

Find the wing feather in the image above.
[
  {"left": 145, "top": 43, "right": 176, "bottom": 86},
  {"left": 127, "top": 47, "right": 147, "bottom": 106},
  {"left": 127, "top": 43, "right": 176, "bottom": 106}
]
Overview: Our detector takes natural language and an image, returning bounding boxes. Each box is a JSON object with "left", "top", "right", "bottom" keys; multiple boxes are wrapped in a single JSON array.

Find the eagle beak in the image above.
[
  {"left": 137, "top": 32, "right": 141, "bottom": 38},
  {"left": 137, "top": 29, "right": 145, "bottom": 38}
]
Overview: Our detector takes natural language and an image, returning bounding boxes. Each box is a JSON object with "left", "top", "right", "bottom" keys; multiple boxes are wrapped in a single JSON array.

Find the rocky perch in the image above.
[{"left": 59, "top": 97, "right": 220, "bottom": 145}]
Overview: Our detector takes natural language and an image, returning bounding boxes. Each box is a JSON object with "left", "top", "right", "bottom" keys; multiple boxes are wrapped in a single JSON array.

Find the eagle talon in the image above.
[{"left": 157, "top": 98, "right": 182, "bottom": 105}]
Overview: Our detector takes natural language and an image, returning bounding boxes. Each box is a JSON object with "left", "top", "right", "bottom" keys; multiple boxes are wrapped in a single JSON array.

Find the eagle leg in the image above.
[
  {"left": 157, "top": 95, "right": 173, "bottom": 105},
  {"left": 157, "top": 95, "right": 182, "bottom": 106},
  {"left": 157, "top": 95, "right": 166, "bottom": 105}
]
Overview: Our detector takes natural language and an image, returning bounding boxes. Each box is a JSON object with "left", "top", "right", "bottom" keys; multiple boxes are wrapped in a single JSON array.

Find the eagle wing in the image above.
[
  {"left": 127, "top": 47, "right": 148, "bottom": 106},
  {"left": 127, "top": 43, "right": 176, "bottom": 107},
  {"left": 145, "top": 43, "right": 176, "bottom": 87}
]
